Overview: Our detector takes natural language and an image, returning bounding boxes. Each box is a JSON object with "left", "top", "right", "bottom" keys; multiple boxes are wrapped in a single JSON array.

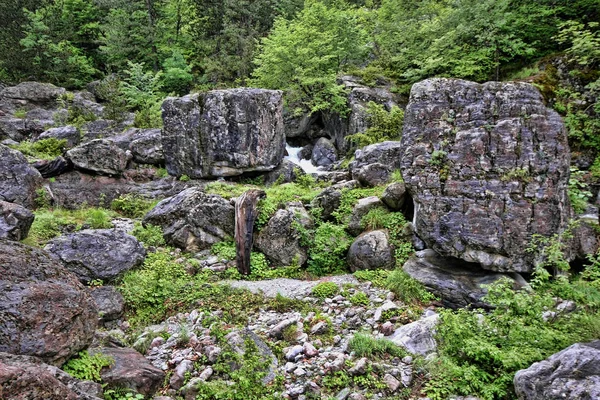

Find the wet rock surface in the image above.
[
  {"left": 0, "top": 239, "right": 97, "bottom": 365},
  {"left": 44, "top": 229, "right": 146, "bottom": 283},
  {"left": 400, "top": 78, "right": 571, "bottom": 273},
  {"left": 162, "top": 89, "right": 285, "bottom": 178}
]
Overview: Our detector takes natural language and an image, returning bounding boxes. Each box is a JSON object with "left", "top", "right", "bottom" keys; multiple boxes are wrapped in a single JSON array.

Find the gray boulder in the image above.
[
  {"left": 36, "top": 125, "right": 80, "bottom": 148},
  {"left": 0, "top": 239, "right": 98, "bottom": 365},
  {"left": 381, "top": 182, "right": 407, "bottom": 211},
  {"left": 353, "top": 162, "right": 392, "bottom": 187},
  {"left": 311, "top": 137, "right": 337, "bottom": 167},
  {"left": 263, "top": 159, "right": 304, "bottom": 185},
  {"left": 0, "top": 144, "right": 43, "bottom": 208},
  {"left": 514, "top": 340, "right": 600, "bottom": 400},
  {"left": 44, "top": 229, "right": 146, "bottom": 283},
  {"left": 91, "top": 347, "right": 165, "bottom": 396},
  {"left": 0, "top": 200, "right": 34, "bottom": 240},
  {"left": 389, "top": 312, "right": 439, "bottom": 355},
  {"left": 347, "top": 230, "right": 395, "bottom": 271},
  {"left": 403, "top": 249, "right": 527, "bottom": 309},
  {"left": 0, "top": 352, "right": 103, "bottom": 400},
  {"left": 400, "top": 78, "right": 571, "bottom": 273},
  {"left": 67, "top": 139, "right": 129, "bottom": 175},
  {"left": 0, "top": 81, "right": 66, "bottom": 107},
  {"left": 88, "top": 286, "right": 125, "bottom": 322},
  {"left": 143, "top": 187, "right": 235, "bottom": 251},
  {"left": 162, "top": 88, "right": 285, "bottom": 178},
  {"left": 256, "top": 203, "right": 313, "bottom": 266},
  {"left": 347, "top": 196, "right": 385, "bottom": 236},
  {"left": 349, "top": 141, "right": 403, "bottom": 182},
  {"left": 109, "top": 128, "right": 164, "bottom": 165},
  {"left": 311, "top": 180, "right": 359, "bottom": 220}
]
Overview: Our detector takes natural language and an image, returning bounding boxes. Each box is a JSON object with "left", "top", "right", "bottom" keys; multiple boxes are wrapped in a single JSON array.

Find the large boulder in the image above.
[
  {"left": 263, "top": 159, "right": 304, "bottom": 185},
  {"left": 91, "top": 347, "right": 165, "bottom": 397},
  {"left": 514, "top": 340, "right": 600, "bottom": 400},
  {"left": 0, "top": 82, "right": 66, "bottom": 108},
  {"left": 66, "top": 139, "right": 130, "bottom": 175},
  {"left": 88, "top": 286, "right": 125, "bottom": 323},
  {"left": 0, "top": 144, "right": 43, "bottom": 208},
  {"left": 44, "top": 229, "right": 146, "bottom": 284},
  {"left": 389, "top": 312, "right": 439, "bottom": 356},
  {"left": 256, "top": 203, "right": 314, "bottom": 266},
  {"left": 143, "top": 187, "right": 235, "bottom": 251},
  {"left": 0, "top": 240, "right": 97, "bottom": 365},
  {"left": 0, "top": 352, "right": 103, "bottom": 400},
  {"left": 162, "top": 89, "right": 285, "bottom": 178},
  {"left": 36, "top": 125, "right": 80, "bottom": 148},
  {"left": 0, "top": 200, "right": 34, "bottom": 240},
  {"left": 349, "top": 141, "right": 403, "bottom": 182},
  {"left": 109, "top": 128, "right": 164, "bottom": 165},
  {"left": 311, "top": 137, "right": 337, "bottom": 167},
  {"left": 403, "top": 249, "right": 527, "bottom": 309},
  {"left": 400, "top": 78, "right": 571, "bottom": 273},
  {"left": 347, "top": 230, "right": 395, "bottom": 271},
  {"left": 310, "top": 180, "right": 359, "bottom": 220},
  {"left": 347, "top": 196, "right": 385, "bottom": 236}
]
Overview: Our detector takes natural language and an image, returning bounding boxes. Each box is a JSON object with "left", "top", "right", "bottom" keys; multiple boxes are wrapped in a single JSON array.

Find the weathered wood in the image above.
[{"left": 234, "top": 189, "right": 266, "bottom": 275}]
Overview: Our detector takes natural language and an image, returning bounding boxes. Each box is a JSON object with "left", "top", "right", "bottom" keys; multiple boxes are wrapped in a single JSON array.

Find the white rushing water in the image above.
[{"left": 284, "top": 144, "right": 326, "bottom": 175}]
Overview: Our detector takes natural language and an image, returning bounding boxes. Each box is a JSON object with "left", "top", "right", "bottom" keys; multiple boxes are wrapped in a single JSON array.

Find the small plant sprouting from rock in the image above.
[
  {"left": 62, "top": 350, "right": 114, "bottom": 382},
  {"left": 311, "top": 281, "right": 339, "bottom": 299}
]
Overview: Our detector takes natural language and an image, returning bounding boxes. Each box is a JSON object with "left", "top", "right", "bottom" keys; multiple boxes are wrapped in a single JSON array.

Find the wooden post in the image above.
[{"left": 234, "top": 189, "right": 266, "bottom": 275}]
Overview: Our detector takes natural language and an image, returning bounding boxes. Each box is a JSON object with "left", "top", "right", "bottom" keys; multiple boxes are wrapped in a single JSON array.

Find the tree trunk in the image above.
[{"left": 234, "top": 189, "right": 266, "bottom": 275}]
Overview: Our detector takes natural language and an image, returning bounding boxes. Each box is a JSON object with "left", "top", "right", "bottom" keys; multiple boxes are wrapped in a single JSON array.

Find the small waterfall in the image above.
[{"left": 284, "top": 144, "right": 326, "bottom": 175}]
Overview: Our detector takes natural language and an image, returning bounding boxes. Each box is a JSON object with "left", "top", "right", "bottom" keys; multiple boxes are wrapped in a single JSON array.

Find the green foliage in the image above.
[
  {"left": 429, "top": 150, "right": 448, "bottom": 167},
  {"left": 161, "top": 50, "right": 193, "bottom": 95},
  {"left": 568, "top": 167, "right": 592, "bottom": 214},
  {"left": 179, "top": 174, "right": 190, "bottom": 182},
  {"left": 332, "top": 186, "right": 385, "bottom": 224},
  {"left": 131, "top": 223, "right": 166, "bottom": 247},
  {"left": 307, "top": 222, "right": 352, "bottom": 275},
  {"left": 121, "top": 62, "right": 165, "bottom": 128},
  {"left": 110, "top": 194, "right": 156, "bottom": 218},
  {"left": 555, "top": 21, "right": 600, "bottom": 68},
  {"left": 346, "top": 102, "right": 404, "bottom": 152},
  {"left": 252, "top": 0, "right": 368, "bottom": 114},
  {"left": 103, "top": 388, "right": 144, "bottom": 400},
  {"left": 349, "top": 291, "right": 370, "bottom": 306},
  {"left": 311, "top": 282, "right": 339, "bottom": 299},
  {"left": 353, "top": 269, "right": 391, "bottom": 288},
  {"left": 10, "top": 138, "right": 67, "bottom": 160},
  {"left": 348, "top": 333, "right": 405, "bottom": 358},
  {"left": 63, "top": 350, "right": 113, "bottom": 382},
  {"left": 85, "top": 208, "right": 113, "bottom": 229},
  {"left": 427, "top": 278, "right": 600, "bottom": 400},
  {"left": 386, "top": 269, "right": 435, "bottom": 305},
  {"left": 13, "top": 108, "right": 27, "bottom": 118}
]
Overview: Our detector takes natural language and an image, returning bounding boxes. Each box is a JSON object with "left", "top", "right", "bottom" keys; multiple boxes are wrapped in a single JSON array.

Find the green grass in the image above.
[{"left": 348, "top": 333, "right": 406, "bottom": 358}]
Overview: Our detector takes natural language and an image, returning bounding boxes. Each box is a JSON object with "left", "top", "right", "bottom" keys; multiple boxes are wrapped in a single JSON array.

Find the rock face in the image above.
[
  {"left": 162, "top": 89, "right": 285, "bottom": 178},
  {"left": 403, "top": 250, "right": 526, "bottom": 309},
  {"left": 44, "top": 229, "right": 146, "bottom": 283},
  {"left": 0, "top": 200, "right": 34, "bottom": 240},
  {"left": 92, "top": 347, "right": 165, "bottom": 396},
  {"left": 347, "top": 230, "right": 395, "bottom": 272},
  {"left": 143, "top": 187, "right": 235, "bottom": 251},
  {"left": 110, "top": 128, "right": 164, "bottom": 165},
  {"left": 400, "top": 78, "right": 571, "bottom": 273},
  {"left": 349, "top": 141, "right": 403, "bottom": 184},
  {"left": 256, "top": 203, "right": 313, "bottom": 266},
  {"left": 0, "top": 239, "right": 97, "bottom": 365},
  {"left": 0, "top": 81, "right": 66, "bottom": 107},
  {"left": 514, "top": 340, "right": 600, "bottom": 400},
  {"left": 0, "top": 352, "right": 103, "bottom": 400},
  {"left": 0, "top": 145, "right": 43, "bottom": 208},
  {"left": 67, "top": 139, "right": 129, "bottom": 175}
]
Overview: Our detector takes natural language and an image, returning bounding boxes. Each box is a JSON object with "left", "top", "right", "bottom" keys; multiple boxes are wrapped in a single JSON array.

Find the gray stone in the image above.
[
  {"left": 91, "top": 347, "right": 165, "bottom": 396},
  {"left": 353, "top": 162, "right": 392, "bottom": 187},
  {"left": 255, "top": 202, "right": 313, "bottom": 266},
  {"left": 312, "top": 137, "right": 337, "bottom": 167},
  {"left": 514, "top": 340, "right": 600, "bottom": 400},
  {"left": 381, "top": 182, "right": 407, "bottom": 211},
  {"left": 162, "top": 89, "right": 285, "bottom": 178},
  {"left": 0, "top": 240, "right": 97, "bottom": 365},
  {"left": 349, "top": 141, "right": 403, "bottom": 179},
  {"left": 0, "top": 144, "right": 43, "bottom": 208},
  {"left": 36, "top": 125, "right": 80, "bottom": 148},
  {"left": 310, "top": 180, "right": 359, "bottom": 220},
  {"left": 389, "top": 313, "right": 439, "bottom": 356},
  {"left": 403, "top": 249, "right": 527, "bottom": 309},
  {"left": 347, "top": 230, "right": 395, "bottom": 272},
  {"left": 45, "top": 229, "right": 146, "bottom": 284},
  {"left": 384, "top": 373, "right": 401, "bottom": 392},
  {"left": 67, "top": 139, "right": 129, "bottom": 175},
  {"left": 263, "top": 159, "right": 304, "bottom": 185},
  {"left": 373, "top": 300, "right": 399, "bottom": 322},
  {"left": 400, "top": 78, "right": 571, "bottom": 273},
  {"left": 348, "top": 357, "right": 368, "bottom": 376},
  {"left": 0, "top": 200, "right": 34, "bottom": 240},
  {"left": 143, "top": 187, "right": 235, "bottom": 251},
  {"left": 0, "top": 352, "right": 103, "bottom": 400},
  {"left": 110, "top": 128, "right": 163, "bottom": 165},
  {"left": 88, "top": 286, "right": 125, "bottom": 322},
  {"left": 1, "top": 82, "right": 65, "bottom": 105},
  {"left": 347, "top": 196, "right": 385, "bottom": 236}
]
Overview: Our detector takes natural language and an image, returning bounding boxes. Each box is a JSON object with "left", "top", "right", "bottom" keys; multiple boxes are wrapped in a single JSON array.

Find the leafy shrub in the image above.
[
  {"left": 110, "top": 194, "right": 156, "bottom": 218},
  {"left": 63, "top": 350, "right": 113, "bottom": 382},
  {"left": 10, "top": 138, "right": 67, "bottom": 160},
  {"left": 348, "top": 333, "right": 405, "bottom": 358},
  {"left": 131, "top": 223, "right": 165, "bottom": 247},
  {"left": 311, "top": 281, "right": 339, "bottom": 299},
  {"left": 346, "top": 102, "right": 404, "bottom": 152},
  {"left": 307, "top": 222, "right": 352, "bottom": 275},
  {"left": 386, "top": 269, "right": 436, "bottom": 304},
  {"left": 568, "top": 167, "right": 592, "bottom": 214},
  {"left": 332, "top": 187, "right": 385, "bottom": 224},
  {"left": 349, "top": 291, "right": 370, "bottom": 306},
  {"left": 85, "top": 208, "right": 113, "bottom": 229}
]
